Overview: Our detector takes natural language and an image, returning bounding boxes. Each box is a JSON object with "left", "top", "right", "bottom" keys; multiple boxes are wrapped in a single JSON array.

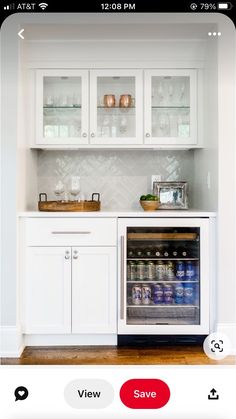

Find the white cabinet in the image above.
[
  {"left": 72, "top": 247, "right": 116, "bottom": 333},
  {"left": 144, "top": 69, "right": 197, "bottom": 145},
  {"left": 34, "top": 68, "right": 199, "bottom": 148},
  {"left": 35, "top": 69, "right": 89, "bottom": 145},
  {"left": 22, "top": 218, "right": 117, "bottom": 336},
  {"left": 90, "top": 69, "right": 143, "bottom": 145},
  {"left": 24, "top": 247, "right": 71, "bottom": 334}
]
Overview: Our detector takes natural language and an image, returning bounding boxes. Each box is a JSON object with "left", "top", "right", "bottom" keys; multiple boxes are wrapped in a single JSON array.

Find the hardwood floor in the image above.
[{"left": 1, "top": 346, "right": 235, "bottom": 365}]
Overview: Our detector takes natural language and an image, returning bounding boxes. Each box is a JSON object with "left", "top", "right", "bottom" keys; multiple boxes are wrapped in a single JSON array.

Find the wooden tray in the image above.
[{"left": 38, "top": 193, "right": 100, "bottom": 212}]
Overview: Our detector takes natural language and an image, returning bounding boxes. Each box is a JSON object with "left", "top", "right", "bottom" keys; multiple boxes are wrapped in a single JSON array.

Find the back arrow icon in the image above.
[{"left": 18, "top": 29, "right": 24, "bottom": 39}]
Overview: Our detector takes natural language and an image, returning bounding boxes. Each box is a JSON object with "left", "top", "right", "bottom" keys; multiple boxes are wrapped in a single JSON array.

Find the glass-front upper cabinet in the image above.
[
  {"left": 90, "top": 70, "right": 143, "bottom": 145},
  {"left": 144, "top": 70, "right": 197, "bottom": 145},
  {"left": 35, "top": 70, "right": 89, "bottom": 145}
]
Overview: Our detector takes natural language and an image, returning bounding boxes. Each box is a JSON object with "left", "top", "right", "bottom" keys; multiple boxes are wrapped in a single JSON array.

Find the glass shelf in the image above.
[
  {"left": 126, "top": 279, "right": 199, "bottom": 284},
  {"left": 97, "top": 106, "right": 135, "bottom": 109},
  {"left": 152, "top": 106, "right": 190, "bottom": 109},
  {"left": 127, "top": 304, "right": 199, "bottom": 308},
  {"left": 43, "top": 106, "right": 81, "bottom": 109},
  {"left": 126, "top": 258, "right": 199, "bottom": 261}
]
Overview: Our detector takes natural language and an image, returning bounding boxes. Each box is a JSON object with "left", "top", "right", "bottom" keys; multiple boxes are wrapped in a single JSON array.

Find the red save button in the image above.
[{"left": 120, "top": 379, "right": 170, "bottom": 409}]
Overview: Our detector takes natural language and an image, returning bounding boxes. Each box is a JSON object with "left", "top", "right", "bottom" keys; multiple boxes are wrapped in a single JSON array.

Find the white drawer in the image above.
[{"left": 25, "top": 218, "right": 117, "bottom": 246}]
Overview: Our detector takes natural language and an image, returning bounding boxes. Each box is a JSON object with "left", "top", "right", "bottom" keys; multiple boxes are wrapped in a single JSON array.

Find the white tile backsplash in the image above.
[{"left": 37, "top": 150, "right": 194, "bottom": 210}]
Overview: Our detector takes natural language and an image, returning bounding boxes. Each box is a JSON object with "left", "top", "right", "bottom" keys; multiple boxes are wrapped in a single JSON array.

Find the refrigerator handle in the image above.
[{"left": 120, "top": 235, "right": 125, "bottom": 320}]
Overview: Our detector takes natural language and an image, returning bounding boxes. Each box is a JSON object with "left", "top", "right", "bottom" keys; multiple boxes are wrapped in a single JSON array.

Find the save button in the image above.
[{"left": 120, "top": 379, "right": 170, "bottom": 409}]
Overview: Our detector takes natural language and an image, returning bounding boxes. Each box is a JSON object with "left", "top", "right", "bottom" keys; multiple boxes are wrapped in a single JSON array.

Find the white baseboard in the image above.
[
  {"left": 217, "top": 323, "right": 236, "bottom": 355},
  {"left": 24, "top": 334, "right": 117, "bottom": 346},
  {"left": 0, "top": 326, "right": 24, "bottom": 357}
]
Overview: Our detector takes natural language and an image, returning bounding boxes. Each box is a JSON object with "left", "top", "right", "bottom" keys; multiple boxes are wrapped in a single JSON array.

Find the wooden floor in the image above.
[{"left": 1, "top": 346, "right": 236, "bottom": 365}]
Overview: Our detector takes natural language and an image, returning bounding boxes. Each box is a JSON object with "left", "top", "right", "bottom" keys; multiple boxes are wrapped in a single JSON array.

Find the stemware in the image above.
[
  {"left": 68, "top": 177, "right": 80, "bottom": 201},
  {"left": 54, "top": 180, "right": 65, "bottom": 201},
  {"left": 158, "top": 113, "right": 170, "bottom": 137}
]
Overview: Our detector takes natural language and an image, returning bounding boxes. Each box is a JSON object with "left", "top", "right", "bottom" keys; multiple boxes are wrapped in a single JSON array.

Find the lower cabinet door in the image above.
[
  {"left": 72, "top": 247, "right": 117, "bottom": 334},
  {"left": 24, "top": 247, "right": 71, "bottom": 334}
]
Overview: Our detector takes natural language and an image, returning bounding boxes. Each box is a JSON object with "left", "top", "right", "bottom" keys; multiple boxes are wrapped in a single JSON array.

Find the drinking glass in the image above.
[
  {"left": 68, "top": 177, "right": 80, "bottom": 201},
  {"left": 54, "top": 180, "right": 65, "bottom": 201}
]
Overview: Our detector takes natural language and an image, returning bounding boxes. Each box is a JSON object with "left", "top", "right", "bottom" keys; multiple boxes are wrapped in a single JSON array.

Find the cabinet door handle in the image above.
[
  {"left": 65, "top": 254, "right": 70, "bottom": 260},
  {"left": 90, "top": 133, "right": 95, "bottom": 138},
  {"left": 82, "top": 132, "right": 87, "bottom": 138},
  {"left": 52, "top": 231, "right": 91, "bottom": 235},
  {"left": 120, "top": 235, "right": 125, "bottom": 320},
  {"left": 145, "top": 133, "right": 150, "bottom": 138}
]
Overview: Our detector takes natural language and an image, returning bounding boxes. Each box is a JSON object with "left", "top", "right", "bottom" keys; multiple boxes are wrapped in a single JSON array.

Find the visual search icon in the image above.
[
  {"left": 203, "top": 332, "right": 231, "bottom": 360},
  {"left": 14, "top": 386, "right": 29, "bottom": 402}
]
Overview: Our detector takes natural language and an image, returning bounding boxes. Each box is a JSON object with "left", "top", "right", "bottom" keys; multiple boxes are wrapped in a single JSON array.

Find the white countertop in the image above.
[{"left": 18, "top": 209, "right": 217, "bottom": 218}]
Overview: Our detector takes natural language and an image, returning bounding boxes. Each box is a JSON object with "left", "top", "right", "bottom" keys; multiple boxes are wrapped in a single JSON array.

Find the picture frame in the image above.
[{"left": 153, "top": 181, "right": 188, "bottom": 209}]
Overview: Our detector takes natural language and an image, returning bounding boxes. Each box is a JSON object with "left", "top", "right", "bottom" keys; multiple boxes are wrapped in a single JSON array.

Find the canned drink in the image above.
[
  {"left": 146, "top": 261, "right": 155, "bottom": 280},
  {"left": 185, "top": 261, "right": 196, "bottom": 281},
  {"left": 153, "top": 283, "right": 164, "bottom": 304},
  {"left": 127, "top": 261, "right": 136, "bottom": 281},
  {"left": 142, "top": 285, "right": 152, "bottom": 305},
  {"left": 166, "top": 261, "right": 175, "bottom": 280},
  {"left": 174, "top": 282, "right": 184, "bottom": 304},
  {"left": 132, "top": 285, "right": 142, "bottom": 305},
  {"left": 163, "top": 284, "right": 173, "bottom": 304},
  {"left": 183, "top": 283, "right": 195, "bottom": 304},
  {"left": 176, "top": 260, "right": 185, "bottom": 281},
  {"left": 136, "top": 261, "right": 146, "bottom": 281},
  {"left": 156, "top": 261, "right": 166, "bottom": 280}
]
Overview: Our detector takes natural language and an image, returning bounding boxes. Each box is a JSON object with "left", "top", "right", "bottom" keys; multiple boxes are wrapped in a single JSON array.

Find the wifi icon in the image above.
[{"left": 39, "top": 2, "right": 48, "bottom": 10}]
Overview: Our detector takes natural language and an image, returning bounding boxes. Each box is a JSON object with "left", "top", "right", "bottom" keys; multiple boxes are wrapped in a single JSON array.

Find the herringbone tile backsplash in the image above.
[{"left": 38, "top": 150, "right": 194, "bottom": 210}]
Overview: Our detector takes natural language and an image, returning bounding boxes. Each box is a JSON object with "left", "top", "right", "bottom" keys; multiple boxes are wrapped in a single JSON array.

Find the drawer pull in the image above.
[{"left": 51, "top": 231, "right": 91, "bottom": 235}]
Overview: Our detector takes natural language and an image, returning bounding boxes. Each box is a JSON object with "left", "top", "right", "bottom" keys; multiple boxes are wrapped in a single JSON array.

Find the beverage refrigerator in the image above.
[{"left": 118, "top": 218, "right": 211, "bottom": 345}]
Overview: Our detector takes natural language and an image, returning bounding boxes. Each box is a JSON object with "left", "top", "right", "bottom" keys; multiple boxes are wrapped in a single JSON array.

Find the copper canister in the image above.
[
  {"left": 104, "top": 94, "right": 116, "bottom": 107},
  {"left": 119, "top": 94, "right": 132, "bottom": 108}
]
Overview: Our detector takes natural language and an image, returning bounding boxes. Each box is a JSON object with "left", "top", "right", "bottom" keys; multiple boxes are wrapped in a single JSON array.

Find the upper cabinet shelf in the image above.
[{"left": 34, "top": 68, "right": 199, "bottom": 149}]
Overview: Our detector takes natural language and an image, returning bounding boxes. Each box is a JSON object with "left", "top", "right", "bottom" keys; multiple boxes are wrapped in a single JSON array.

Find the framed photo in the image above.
[{"left": 153, "top": 181, "right": 188, "bottom": 209}]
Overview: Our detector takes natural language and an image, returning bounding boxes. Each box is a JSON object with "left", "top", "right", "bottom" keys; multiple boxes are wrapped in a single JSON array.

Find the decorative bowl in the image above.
[{"left": 140, "top": 200, "right": 159, "bottom": 211}]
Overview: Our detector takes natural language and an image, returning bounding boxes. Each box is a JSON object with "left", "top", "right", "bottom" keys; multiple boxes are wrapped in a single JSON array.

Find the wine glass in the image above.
[
  {"left": 68, "top": 177, "right": 80, "bottom": 201},
  {"left": 157, "top": 82, "right": 164, "bottom": 104},
  {"left": 158, "top": 113, "right": 170, "bottom": 137},
  {"left": 54, "top": 180, "right": 65, "bottom": 201}
]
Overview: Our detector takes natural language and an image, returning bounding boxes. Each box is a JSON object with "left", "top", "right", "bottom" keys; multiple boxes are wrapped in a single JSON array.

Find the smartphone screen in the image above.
[{"left": 1, "top": 2, "right": 235, "bottom": 418}]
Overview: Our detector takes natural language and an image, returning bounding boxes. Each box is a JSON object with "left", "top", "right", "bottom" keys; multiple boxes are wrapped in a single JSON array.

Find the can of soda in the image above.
[
  {"left": 132, "top": 285, "right": 142, "bottom": 305},
  {"left": 174, "top": 282, "right": 184, "bottom": 304},
  {"left": 156, "top": 261, "right": 166, "bottom": 280},
  {"left": 183, "top": 283, "right": 195, "bottom": 304},
  {"left": 136, "top": 261, "right": 146, "bottom": 281},
  {"left": 146, "top": 261, "right": 155, "bottom": 280},
  {"left": 163, "top": 284, "right": 173, "bottom": 304},
  {"left": 142, "top": 285, "right": 152, "bottom": 305},
  {"left": 185, "top": 261, "right": 196, "bottom": 281},
  {"left": 176, "top": 260, "right": 185, "bottom": 281},
  {"left": 166, "top": 261, "right": 175, "bottom": 280},
  {"left": 153, "top": 283, "right": 164, "bottom": 304},
  {"left": 127, "top": 261, "right": 136, "bottom": 281}
]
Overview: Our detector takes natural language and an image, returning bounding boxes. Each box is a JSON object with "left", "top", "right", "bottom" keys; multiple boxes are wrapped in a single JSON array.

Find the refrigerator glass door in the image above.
[{"left": 126, "top": 226, "right": 200, "bottom": 326}]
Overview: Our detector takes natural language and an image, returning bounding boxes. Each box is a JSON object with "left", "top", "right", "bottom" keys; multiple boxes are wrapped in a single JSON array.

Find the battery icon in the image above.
[{"left": 217, "top": 2, "right": 233, "bottom": 9}]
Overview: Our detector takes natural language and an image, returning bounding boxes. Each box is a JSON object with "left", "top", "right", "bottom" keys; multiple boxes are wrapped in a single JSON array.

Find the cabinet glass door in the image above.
[
  {"left": 90, "top": 70, "right": 143, "bottom": 145},
  {"left": 144, "top": 70, "right": 197, "bottom": 145},
  {"left": 126, "top": 226, "right": 201, "bottom": 326},
  {"left": 36, "top": 70, "right": 88, "bottom": 145}
]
